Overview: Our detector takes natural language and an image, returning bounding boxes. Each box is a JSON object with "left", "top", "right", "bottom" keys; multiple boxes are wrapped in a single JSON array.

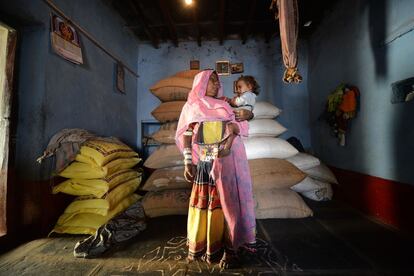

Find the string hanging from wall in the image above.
[{"left": 270, "top": 0, "right": 302, "bottom": 84}]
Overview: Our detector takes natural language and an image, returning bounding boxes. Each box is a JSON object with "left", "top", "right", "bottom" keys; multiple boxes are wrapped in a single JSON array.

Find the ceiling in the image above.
[{"left": 109, "top": 0, "right": 337, "bottom": 48}]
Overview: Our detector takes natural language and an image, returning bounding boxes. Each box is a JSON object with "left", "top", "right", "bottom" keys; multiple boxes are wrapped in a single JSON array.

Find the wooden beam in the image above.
[
  {"left": 157, "top": 0, "right": 179, "bottom": 47},
  {"left": 127, "top": 0, "right": 159, "bottom": 48},
  {"left": 192, "top": 5, "right": 201, "bottom": 46},
  {"left": 218, "top": 0, "right": 225, "bottom": 45},
  {"left": 242, "top": 0, "right": 258, "bottom": 44}
]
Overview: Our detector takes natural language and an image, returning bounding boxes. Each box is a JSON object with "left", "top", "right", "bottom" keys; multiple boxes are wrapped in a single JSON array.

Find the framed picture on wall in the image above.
[
  {"left": 231, "top": 63, "right": 244, "bottom": 74},
  {"left": 190, "top": 60, "right": 200, "bottom": 70},
  {"left": 116, "top": 62, "right": 126, "bottom": 94},
  {"left": 216, "top": 60, "right": 230, "bottom": 75}
]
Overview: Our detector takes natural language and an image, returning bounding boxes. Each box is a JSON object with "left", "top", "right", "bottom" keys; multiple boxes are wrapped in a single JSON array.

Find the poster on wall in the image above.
[
  {"left": 215, "top": 60, "right": 230, "bottom": 76},
  {"left": 50, "top": 14, "right": 83, "bottom": 64},
  {"left": 116, "top": 62, "right": 126, "bottom": 94}
]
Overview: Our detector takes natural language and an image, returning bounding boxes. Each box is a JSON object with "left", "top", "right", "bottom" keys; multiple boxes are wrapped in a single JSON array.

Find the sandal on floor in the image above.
[{"left": 219, "top": 252, "right": 240, "bottom": 269}]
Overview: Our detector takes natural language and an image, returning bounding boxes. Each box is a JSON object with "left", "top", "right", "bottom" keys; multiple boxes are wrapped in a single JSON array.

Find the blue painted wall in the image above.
[
  {"left": 0, "top": 0, "right": 139, "bottom": 181},
  {"left": 137, "top": 39, "right": 310, "bottom": 150},
  {"left": 308, "top": 0, "right": 414, "bottom": 184}
]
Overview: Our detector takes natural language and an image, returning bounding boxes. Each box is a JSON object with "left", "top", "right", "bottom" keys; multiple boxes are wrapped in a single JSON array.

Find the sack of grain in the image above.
[
  {"left": 248, "top": 119, "right": 287, "bottom": 137},
  {"left": 151, "top": 101, "right": 186, "bottom": 122},
  {"left": 142, "top": 189, "right": 191, "bottom": 217},
  {"left": 174, "top": 69, "right": 201, "bottom": 79},
  {"left": 59, "top": 156, "right": 141, "bottom": 179},
  {"left": 143, "top": 144, "right": 183, "bottom": 169},
  {"left": 292, "top": 177, "right": 333, "bottom": 201},
  {"left": 249, "top": 159, "right": 306, "bottom": 190},
  {"left": 286, "top": 152, "right": 321, "bottom": 170},
  {"left": 244, "top": 137, "right": 298, "bottom": 160},
  {"left": 151, "top": 121, "right": 178, "bottom": 144},
  {"left": 53, "top": 169, "right": 141, "bottom": 198},
  {"left": 254, "top": 189, "right": 313, "bottom": 219},
  {"left": 79, "top": 138, "right": 138, "bottom": 167},
  {"left": 141, "top": 166, "right": 191, "bottom": 191},
  {"left": 253, "top": 102, "right": 282, "bottom": 119},
  {"left": 303, "top": 163, "right": 339, "bottom": 185},
  {"left": 51, "top": 194, "right": 140, "bottom": 235},
  {"left": 150, "top": 77, "right": 194, "bottom": 102}
]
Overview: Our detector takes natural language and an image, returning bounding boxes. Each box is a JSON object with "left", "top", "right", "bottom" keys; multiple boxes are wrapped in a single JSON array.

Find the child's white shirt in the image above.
[{"left": 234, "top": 91, "right": 256, "bottom": 111}]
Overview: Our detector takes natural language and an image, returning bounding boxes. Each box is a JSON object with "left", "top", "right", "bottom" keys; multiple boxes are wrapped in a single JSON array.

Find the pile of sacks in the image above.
[
  {"left": 141, "top": 70, "right": 200, "bottom": 217},
  {"left": 142, "top": 70, "right": 339, "bottom": 220},
  {"left": 243, "top": 101, "right": 337, "bottom": 219},
  {"left": 51, "top": 138, "right": 142, "bottom": 235}
]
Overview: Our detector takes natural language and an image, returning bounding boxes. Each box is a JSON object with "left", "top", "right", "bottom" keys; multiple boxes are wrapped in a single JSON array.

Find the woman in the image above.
[{"left": 175, "top": 70, "right": 256, "bottom": 268}]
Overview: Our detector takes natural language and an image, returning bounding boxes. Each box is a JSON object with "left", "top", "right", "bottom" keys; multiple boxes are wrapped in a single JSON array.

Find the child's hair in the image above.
[{"left": 237, "top": 75, "right": 260, "bottom": 95}]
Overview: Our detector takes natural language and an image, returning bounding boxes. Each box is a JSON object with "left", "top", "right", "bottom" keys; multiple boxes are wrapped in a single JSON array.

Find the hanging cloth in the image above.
[{"left": 272, "top": 0, "right": 303, "bottom": 83}]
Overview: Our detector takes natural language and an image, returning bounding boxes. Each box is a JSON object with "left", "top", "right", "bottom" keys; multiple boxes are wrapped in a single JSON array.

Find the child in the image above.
[
  {"left": 227, "top": 75, "right": 260, "bottom": 112},
  {"left": 219, "top": 76, "right": 259, "bottom": 151}
]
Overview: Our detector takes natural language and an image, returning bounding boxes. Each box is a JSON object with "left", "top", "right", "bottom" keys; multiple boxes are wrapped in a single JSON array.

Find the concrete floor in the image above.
[{"left": 1, "top": 198, "right": 413, "bottom": 275}]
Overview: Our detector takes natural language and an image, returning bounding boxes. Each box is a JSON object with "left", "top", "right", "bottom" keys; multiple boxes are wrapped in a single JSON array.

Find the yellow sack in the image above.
[
  {"left": 51, "top": 193, "right": 140, "bottom": 235},
  {"left": 57, "top": 177, "right": 141, "bottom": 224},
  {"left": 59, "top": 157, "right": 141, "bottom": 179},
  {"left": 80, "top": 139, "right": 138, "bottom": 166},
  {"left": 52, "top": 169, "right": 141, "bottom": 198}
]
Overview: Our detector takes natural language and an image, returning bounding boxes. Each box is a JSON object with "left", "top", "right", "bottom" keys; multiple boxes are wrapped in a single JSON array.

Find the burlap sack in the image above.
[
  {"left": 174, "top": 69, "right": 201, "bottom": 78},
  {"left": 253, "top": 189, "right": 313, "bottom": 219},
  {"left": 142, "top": 189, "right": 191, "bottom": 217},
  {"left": 151, "top": 121, "right": 178, "bottom": 144},
  {"left": 249, "top": 158, "right": 306, "bottom": 190},
  {"left": 151, "top": 101, "right": 186, "bottom": 122},
  {"left": 141, "top": 166, "right": 191, "bottom": 191},
  {"left": 150, "top": 77, "right": 194, "bottom": 102},
  {"left": 143, "top": 144, "right": 183, "bottom": 169}
]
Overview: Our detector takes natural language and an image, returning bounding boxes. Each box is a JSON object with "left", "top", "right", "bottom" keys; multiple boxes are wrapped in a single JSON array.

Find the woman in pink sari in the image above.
[{"left": 175, "top": 70, "right": 256, "bottom": 268}]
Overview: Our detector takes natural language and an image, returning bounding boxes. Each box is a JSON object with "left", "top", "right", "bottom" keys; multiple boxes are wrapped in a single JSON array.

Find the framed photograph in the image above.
[
  {"left": 233, "top": 80, "right": 238, "bottom": 94},
  {"left": 231, "top": 63, "right": 244, "bottom": 74},
  {"left": 116, "top": 62, "right": 126, "bottom": 94},
  {"left": 50, "top": 14, "right": 83, "bottom": 64},
  {"left": 190, "top": 60, "right": 200, "bottom": 70},
  {"left": 215, "top": 60, "right": 230, "bottom": 75}
]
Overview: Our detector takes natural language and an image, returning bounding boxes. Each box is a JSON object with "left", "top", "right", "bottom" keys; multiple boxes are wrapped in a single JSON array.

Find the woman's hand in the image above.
[
  {"left": 234, "top": 109, "right": 254, "bottom": 121},
  {"left": 218, "top": 148, "right": 231, "bottom": 158},
  {"left": 184, "top": 164, "right": 195, "bottom": 182}
]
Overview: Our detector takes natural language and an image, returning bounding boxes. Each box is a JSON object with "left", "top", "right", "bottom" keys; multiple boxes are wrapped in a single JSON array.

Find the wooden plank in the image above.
[
  {"left": 157, "top": 0, "right": 178, "bottom": 47},
  {"left": 0, "top": 25, "right": 16, "bottom": 237},
  {"left": 242, "top": 0, "right": 257, "bottom": 44},
  {"left": 127, "top": 0, "right": 159, "bottom": 48},
  {"left": 218, "top": 0, "right": 225, "bottom": 45},
  {"left": 192, "top": 4, "right": 201, "bottom": 46}
]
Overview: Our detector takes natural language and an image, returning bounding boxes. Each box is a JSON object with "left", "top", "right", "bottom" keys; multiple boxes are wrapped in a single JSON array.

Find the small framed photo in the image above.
[
  {"left": 190, "top": 60, "right": 200, "bottom": 70},
  {"left": 233, "top": 80, "right": 238, "bottom": 94},
  {"left": 116, "top": 62, "right": 126, "bottom": 94},
  {"left": 231, "top": 63, "right": 244, "bottom": 74},
  {"left": 215, "top": 60, "right": 230, "bottom": 75}
]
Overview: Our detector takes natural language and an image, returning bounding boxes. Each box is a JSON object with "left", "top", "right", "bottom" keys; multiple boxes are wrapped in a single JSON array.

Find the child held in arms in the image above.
[{"left": 219, "top": 75, "right": 260, "bottom": 154}]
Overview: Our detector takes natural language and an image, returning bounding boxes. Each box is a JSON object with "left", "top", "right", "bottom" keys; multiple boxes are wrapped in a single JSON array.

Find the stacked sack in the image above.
[
  {"left": 286, "top": 154, "right": 337, "bottom": 201},
  {"left": 141, "top": 70, "right": 200, "bottom": 217},
  {"left": 51, "top": 138, "right": 142, "bottom": 235},
  {"left": 243, "top": 101, "right": 314, "bottom": 219}
]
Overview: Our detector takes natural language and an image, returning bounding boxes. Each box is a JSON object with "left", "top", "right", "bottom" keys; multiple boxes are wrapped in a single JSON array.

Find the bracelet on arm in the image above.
[
  {"left": 183, "top": 129, "right": 193, "bottom": 136},
  {"left": 183, "top": 147, "right": 192, "bottom": 165}
]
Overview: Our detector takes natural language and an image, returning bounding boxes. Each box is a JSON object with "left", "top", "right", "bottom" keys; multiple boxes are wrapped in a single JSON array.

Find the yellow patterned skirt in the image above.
[{"left": 187, "top": 160, "right": 231, "bottom": 261}]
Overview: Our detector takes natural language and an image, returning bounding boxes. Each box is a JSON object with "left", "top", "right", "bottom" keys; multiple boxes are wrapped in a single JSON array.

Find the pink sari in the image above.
[{"left": 175, "top": 70, "right": 256, "bottom": 251}]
